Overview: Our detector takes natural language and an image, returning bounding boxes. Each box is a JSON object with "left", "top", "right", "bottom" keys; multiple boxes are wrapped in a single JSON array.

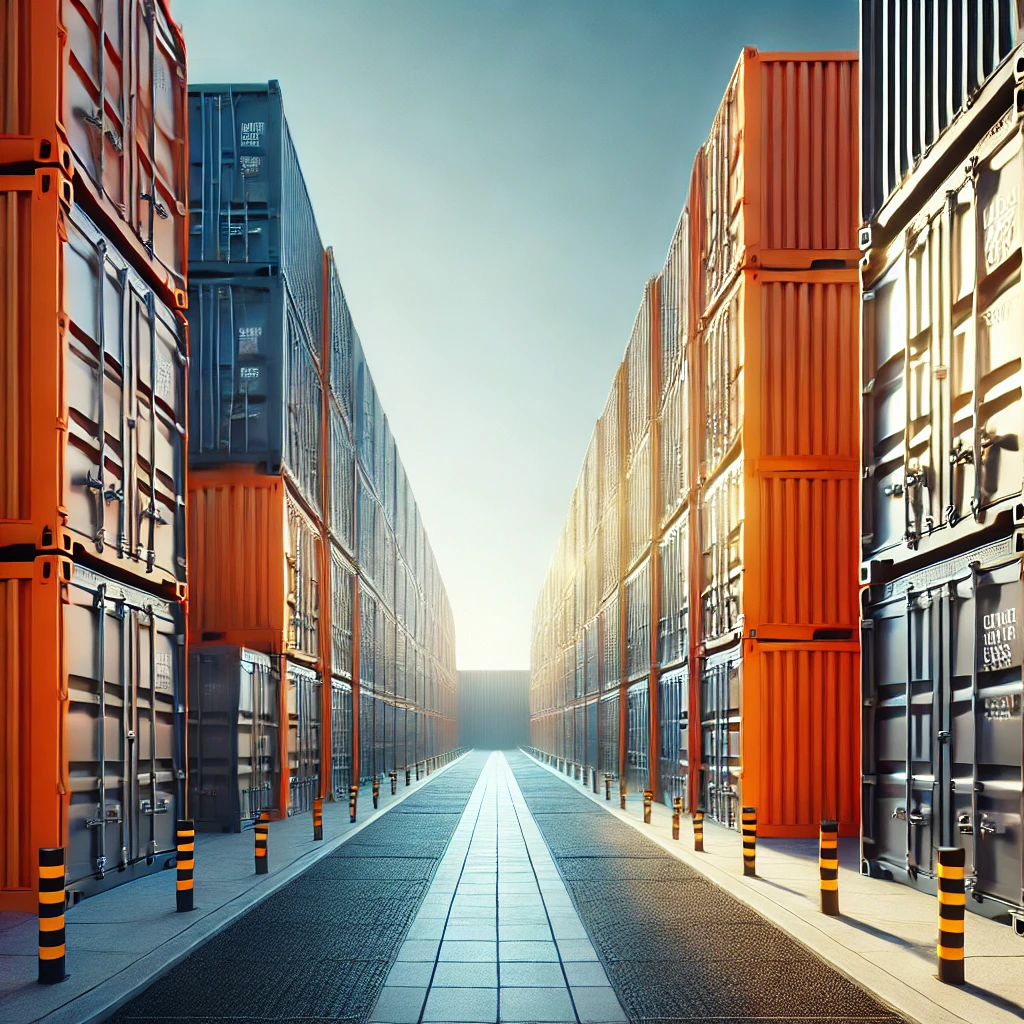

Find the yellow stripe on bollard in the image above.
[
  {"left": 936, "top": 847, "right": 966, "bottom": 985},
  {"left": 741, "top": 807, "right": 757, "bottom": 877},
  {"left": 313, "top": 797, "right": 323, "bottom": 841},
  {"left": 643, "top": 790, "right": 653, "bottom": 825},
  {"left": 349, "top": 785, "right": 358, "bottom": 823},
  {"left": 693, "top": 810, "right": 704, "bottom": 852},
  {"left": 254, "top": 811, "right": 270, "bottom": 875},
  {"left": 819, "top": 820, "right": 839, "bottom": 916},
  {"left": 672, "top": 797, "right": 682, "bottom": 840},
  {"left": 176, "top": 820, "right": 195, "bottom": 912},
  {"left": 37, "top": 848, "right": 66, "bottom": 985}
]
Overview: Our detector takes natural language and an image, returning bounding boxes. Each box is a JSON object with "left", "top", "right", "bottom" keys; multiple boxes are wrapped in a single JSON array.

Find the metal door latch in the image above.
[
  {"left": 86, "top": 806, "right": 122, "bottom": 828},
  {"left": 140, "top": 798, "right": 169, "bottom": 815}
]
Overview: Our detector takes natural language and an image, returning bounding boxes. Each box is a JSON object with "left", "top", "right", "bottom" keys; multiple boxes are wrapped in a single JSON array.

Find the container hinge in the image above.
[
  {"left": 86, "top": 807, "right": 122, "bottom": 828},
  {"left": 140, "top": 192, "right": 169, "bottom": 219},
  {"left": 140, "top": 798, "right": 169, "bottom": 816},
  {"left": 892, "top": 806, "right": 906, "bottom": 820},
  {"left": 938, "top": 729, "right": 950, "bottom": 742},
  {"left": 105, "top": 129, "right": 123, "bottom": 153}
]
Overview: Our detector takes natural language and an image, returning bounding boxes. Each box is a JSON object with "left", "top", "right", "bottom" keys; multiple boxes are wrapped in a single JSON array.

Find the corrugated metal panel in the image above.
[
  {"left": 330, "top": 547, "right": 354, "bottom": 679},
  {"left": 326, "top": 249, "right": 354, "bottom": 421},
  {"left": 284, "top": 488, "right": 322, "bottom": 660},
  {"left": 1, "top": 1, "right": 188, "bottom": 302},
  {"left": 700, "top": 459, "right": 743, "bottom": 643},
  {"left": 744, "top": 641, "right": 860, "bottom": 836},
  {"left": 625, "top": 558, "right": 651, "bottom": 683},
  {"left": 701, "top": 280, "right": 741, "bottom": 477},
  {"left": 626, "top": 433, "right": 651, "bottom": 567},
  {"left": 863, "top": 114, "right": 1024, "bottom": 572},
  {"left": 659, "top": 372, "right": 689, "bottom": 524},
  {"left": 658, "top": 513, "right": 689, "bottom": 668},
  {"left": 861, "top": 0, "right": 1022, "bottom": 225},
  {"left": 626, "top": 288, "right": 652, "bottom": 462},
  {"left": 661, "top": 209, "right": 690, "bottom": 403},
  {"left": 0, "top": 173, "right": 187, "bottom": 589},
  {"left": 328, "top": 409, "right": 355, "bottom": 552}
]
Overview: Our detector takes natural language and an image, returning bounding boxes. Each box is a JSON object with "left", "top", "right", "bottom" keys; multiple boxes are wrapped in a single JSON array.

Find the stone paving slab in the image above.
[
  {"left": 521, "top": 750, "right": 1024, "bottom": 1024},
  {"left": 0, "top": 753, "right": 472, "bottom": 1024}
]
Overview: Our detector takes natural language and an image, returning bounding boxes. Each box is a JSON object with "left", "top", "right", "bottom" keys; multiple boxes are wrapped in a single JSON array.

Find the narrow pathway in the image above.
[{"left": 371, "top": 752, "right": 626, "bottom": 1024}]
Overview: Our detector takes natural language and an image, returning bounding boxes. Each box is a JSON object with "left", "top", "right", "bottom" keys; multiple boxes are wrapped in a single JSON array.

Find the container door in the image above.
[
  {"left": 574, "top": 705, "right": 585, "bottom": 764},
  {"left": 252, "top": 653, "right": 278, "bottom": 818},
  {"left": 599, "top": 693, "right": 619, "bottom": 775},
  {"left": 287, "top": 664, "right": 320, "bottom": 813},
  {"left": 586, "top": 699, "right": 598, "bottom": 773},
  {"left": 65, "top": 568, "right": 183, "bottom": 891},
  {"left": 331, "top": 679, "right": 353, "bottom": 796},
  {"left": 359, "top": 692, "right": 373, "bottom": 781},
  {"left": 626, "top": 681, "right": 649, "bottom": 793},
  {"left": 700, "top": 648, "right": 741, "bottom": 828},
  {"left": 659, "top": 666, "right": 688, "bottom": 810}
]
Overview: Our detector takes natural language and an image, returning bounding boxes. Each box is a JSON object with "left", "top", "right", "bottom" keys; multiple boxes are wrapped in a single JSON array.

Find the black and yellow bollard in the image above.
[
  {"left": 390, "top": 770, "right": 398, "bottom": 795},
  {"left": 741, "top": 807, "right": 756, "bottom": 876},
  {"left": 643, "top": 790, "right": 653, "bottom": 824},
  {"left": 693, "top": 809, "right": 704, "bottom": 852},
  {"left": 176, "top": 819, "right": 195, "bottom": 911},
  {"left": 254, "top": 812, "right": 269, "bottom": 875},
  {"left": 37, "top": 847, "right": 66, "bottom": 985},
  {"left": 619, "top": 778, "right": 627, "bottom": 810},
  {"left": 405, "top": 767, "right": 411, "bottom": 787},
  {"left": 937, "top": 847, "right": 966, "bottom": 985},
  {"left": 819, "top": 820, "right": 839, "bottom": 916},
  {"left": 349, "top": 784, "right": 358, "bottom": 822},
  {"left": 604, "top": 773, "right": 611, "bottom": 801},
  {"left": 372, "top": 777, "right": 380, "bottom": 809},
  {"left": 672, "top": 798, "right": 682, "bottom": 840},
  {"left": 313, "top": 798, "right": 323, "bottom": 841}
]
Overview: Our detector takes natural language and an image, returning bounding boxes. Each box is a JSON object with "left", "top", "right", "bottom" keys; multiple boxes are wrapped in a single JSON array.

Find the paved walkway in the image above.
[
  {"left": 371, "top": 752, "right": 627, "bottom": 1024},
  {"left": 0, "top": 756, "right": 467, "bottom": 1024},
  {"left": 525, "top": 751, "right": 1024, "bottom": 1024}
]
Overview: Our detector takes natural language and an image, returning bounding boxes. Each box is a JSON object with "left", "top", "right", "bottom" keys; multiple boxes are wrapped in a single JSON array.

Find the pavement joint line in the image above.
[
  {"left": 28, "top": 751, "right": 474, "bottom": 1024},
  {"left": 517, "top": 749, "right": 1019, "bottom": 1024}
]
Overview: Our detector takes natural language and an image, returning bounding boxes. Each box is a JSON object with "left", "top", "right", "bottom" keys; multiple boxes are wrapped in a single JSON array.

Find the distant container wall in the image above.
[
  {"left": 860, "top": 0, "right": 1023, "bottom": 233},
  {"left": 459, "top": 671, "right": 530, "bottom": 749}
]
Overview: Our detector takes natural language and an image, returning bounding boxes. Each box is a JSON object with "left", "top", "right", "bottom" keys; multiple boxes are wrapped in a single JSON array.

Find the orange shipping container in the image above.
[
  {"left": 698, "top": 269, "right": 860, "bottom": 644},
  {"left": 700, "top": 48, "right": 858, "bottom": 312},
  {"left": 0, "top": 0, "right": 188, "bottom": 304},
  {"left": 699, "top": 639, "right": 859, "bottom": 837},
  {"left": 0, "top": 170, "right": 187, "bottom": 593},
  {"left": 188, "top": 468, "right": 322, "bottom": 662}
]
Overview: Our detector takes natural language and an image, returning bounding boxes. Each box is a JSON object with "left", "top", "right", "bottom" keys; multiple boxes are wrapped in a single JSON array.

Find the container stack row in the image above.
[
  {"left": 858, "top": 0, "right": 1024, "bottom": 928},
  {"left": 1, "top": 1, "right": 191, "bottom": 911},
  {"left": 186, "top": 81, "right": 457, "bottom": 834},
  {"left": 531, "top": 47, "right": 863, "bottom": 839}
]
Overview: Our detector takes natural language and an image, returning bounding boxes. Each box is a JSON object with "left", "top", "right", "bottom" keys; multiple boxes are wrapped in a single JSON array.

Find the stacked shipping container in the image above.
[
  {"left": 530, "top": 48, "right": 862, "bottom": 838},
  {"left": 1, "top": 1, "right": 190, "bottom": 910},
  {"left": 186, "top": 81, "right": 457, "bottom": 832},
  {"left": 859, "top": 1, "right": 1024, "bottom": 926}
]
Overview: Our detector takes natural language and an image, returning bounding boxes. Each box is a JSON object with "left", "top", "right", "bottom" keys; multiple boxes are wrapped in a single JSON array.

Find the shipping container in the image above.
[
  {"left": 625, "top": 681, "right": 649, "bottom": 792},
  {"left": 658, "top": 666, "right": 689, "bottom": 810},
  {"left": 1, "top": 556, "right": 184, "bottom": 912},
  {"left": 599, "top": 692, "right": 620, "bottom": 776},
  {"left": 700, "top": 48, "right": 858, "bottom": 313},
  {"left": 860, "top": 0, "right": 1023, "bottom": 236},
  {"left": 188, "top": 647, "right": 279, "bottom": 831},
  {"left": 326, "top": 247, "right": 354, "bottom": 420},
  {"left": 699, "top": 270, "right": 861, "bottom": 642},
  {"left": 862, "top": 534, "right": 1023, "bottom": 923},
  {"left": 330, "top": 678, "right": 353, "bottom": 796},
  {"left": 459, "top": 671, "right": 530, "bottom": 748},
  {"left": 0, "top": 171, "right": 187, "bottom": 591},
  {"left": 700, "top": 639, "right": 860, "bottom": 836},
  {"left": 286, "top": 660, "right": 321, "bottom": 814},
  {"left": 0, "top": 0, "right": 188, "bottom": 304},
  {"left": 188, "top": 468, "right": 322, "bottom": 661},
  {"left": 862, "top": 106, "right": 1024, "bottom": 577},
  {"left": 189, "top": 275, "right": 323, "bottom": 516}
]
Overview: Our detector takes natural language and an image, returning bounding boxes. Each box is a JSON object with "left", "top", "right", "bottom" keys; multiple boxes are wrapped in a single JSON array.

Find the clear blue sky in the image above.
[{"left": 174, "top": 0, "right": 858, "bottom": 669}]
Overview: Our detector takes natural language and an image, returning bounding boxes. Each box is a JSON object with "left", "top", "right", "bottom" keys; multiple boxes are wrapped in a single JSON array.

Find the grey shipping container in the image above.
[
  {"left": 189, "top": 81, "right": 324, "bottom": 358},
  {"left": 286, "top": 661, "right": 321, "bottom": 814},
  {"left": 700, "top": 644, "right": 741, "bottom": 828},
  {"left": 861, "top": 106, "right": 1024, "bottom": 579},
  {"left": 600, "top": 692, "right": 620, "bottom": 776},
  {"left": 330, "top": 678, "right": 353, "bottom": 796},
  {"left": 625, "top": 680, "right": 649, "bottom": 794},
  {"left": 659, "top": 666, "right": 690, "bottom": 811},
  {"left": 862, "top": 533, "right": 1023, "bottom": 925},
  {"left": 188, "top": 647, "right": 279, "bottom": 831},
  {"left": 189, "top": 276, "right": 323, "bottom": 515},
  {"left": 860, "top": 0, "right": 1023, "bottom": 233},
  {"left": 65, "top": 564, "right": 185, "bottom": 896},
  {"left": 458, "top": 671, "right": 530, "bottom": 749}
]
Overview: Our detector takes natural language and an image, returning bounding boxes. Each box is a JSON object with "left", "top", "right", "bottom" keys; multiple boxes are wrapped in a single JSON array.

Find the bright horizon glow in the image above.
[{"left": 173, "top": 0, "right": 858, "bottom": 669}]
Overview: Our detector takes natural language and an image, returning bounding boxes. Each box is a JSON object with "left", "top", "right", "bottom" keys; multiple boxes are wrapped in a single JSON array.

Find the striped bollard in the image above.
[
  {"left": 604, "top": 773, "right": 611, "bottom": 801},
  {"left": 643, "top": 789, "right": 653, "bottom": 824},
  {"left": 693, "top": 809, "right": 704, "bottom": 852},
  {"left": 313, "top": 798, "right": 323, "bottom": 841},
  {"left": 372, "top": 778, "right": 380, "bottom": 809},
  {"left": 254, "top": 812, "right": 269, "bottom": 875},
  {"left": 37, "top": 848, "right": 66, "bottom": 985},
  {"left": 819, "top": 820, "right": 839, "bottom": 915},
  {"left": 176, "top": 819, "right": 195, "bottom": 911},
  {"left": 405, "top": 767, "right": 411, "bottom": 787},
  {"left": 619, "top": 779, "right": 627, "bottom": 810},
  {"left": 390, "top": 771, "right": 397, "bottom": 795},
  {"left": 415, "top": 762, "right": 420, "bottom": 781},
  {"left": 741, "top": 807, "right": 756, "bottom": 877},
  {"left": 672, "top": 798, "right": 682, "bottom": 840},
  {"left": 937, "top": 847, "right": 966, "bottom": 985},
  {"left": 349, "top": 785, "right": 358, "bottom": 823}
]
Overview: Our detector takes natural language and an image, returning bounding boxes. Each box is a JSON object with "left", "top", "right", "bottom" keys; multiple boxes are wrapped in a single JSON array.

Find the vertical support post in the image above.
[
  {"left": 937, "top": 847, "right": 966, "bottom": 985},
  {"left": 176, "top": 820, "right": 195, "bottom": 911},
  {"left": 643, "top": 789, "right": 653, "bottom": 824},
  {"left": 619, "top": 778, "right": 627, "bottom": 810},
  {"left": 604, "top": 773, "right": 612, "bottom": 801},
  {"left": 349, "top": 784, "right": 358, "bottom": 823},
  {"left": 313, "top": 798, "right": 323, "bottom": 841},
  {"left": 37, "top": 848, "right": 66, "bottom": 985},
  {"left": 372, "top": 777, "right": 380, "bottom": 809},
  {"left": 405, "top": 766, "right": 411, "bottom": 787},
  {"left": 390, "top": 770, "right": 397, "bottom": 795},
  {"left": 672, "top": 797, "right": 682, "bottom": 840},
  {"left": 693, "top": 809, "right": 704, "bottom": 852},
  {"left": 819, "top": 820, "right": 839, "bottom": 916},
  {"left": 254, "top": 812, "right": 269, "bottom": 875},
  {"left": 741, "top": 807, "right": 756, "bottom": 877}
]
